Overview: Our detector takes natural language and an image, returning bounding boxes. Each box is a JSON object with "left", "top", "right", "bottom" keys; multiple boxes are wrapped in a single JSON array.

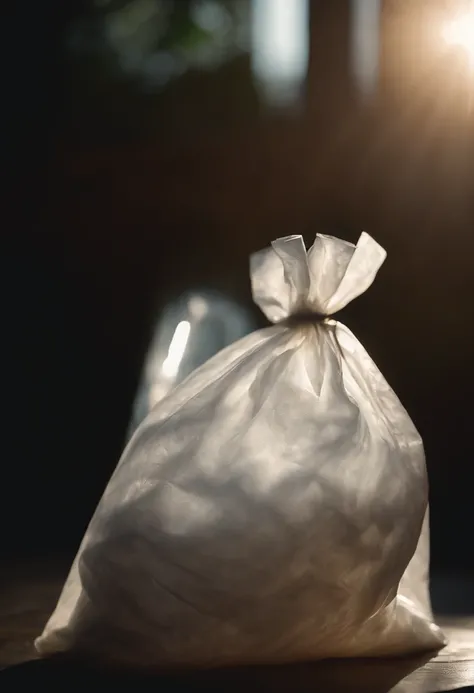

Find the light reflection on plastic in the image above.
[
  {"left": 350, "top": 0, "right": 380, "bottom": 98},
  {"left": 251, "top": 0, "right": 309, "bottom": 107},
  {"left": 162, "top": 320, "right": 191, "bottom": 379},
  {"left": 128, "top": 292, "right": 256, "bottom": 436}
]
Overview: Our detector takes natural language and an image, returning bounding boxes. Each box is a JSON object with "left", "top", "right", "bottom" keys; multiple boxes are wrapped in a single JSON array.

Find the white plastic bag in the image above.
[{"left": 36, "top": 232, "right": 445, "bottom": 668}]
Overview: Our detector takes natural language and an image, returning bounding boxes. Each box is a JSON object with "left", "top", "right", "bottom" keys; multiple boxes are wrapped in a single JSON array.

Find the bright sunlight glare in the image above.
[{"left": 442, "top": 7, "right": 474, "bottom": 68}]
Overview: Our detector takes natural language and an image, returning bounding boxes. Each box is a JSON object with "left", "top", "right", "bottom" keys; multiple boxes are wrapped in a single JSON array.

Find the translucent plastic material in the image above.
[{"left": 36, "top": 232, "right": 445, "bottom": 668}]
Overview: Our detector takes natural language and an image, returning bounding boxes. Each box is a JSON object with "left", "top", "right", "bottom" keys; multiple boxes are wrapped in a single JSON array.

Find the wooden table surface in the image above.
[{"left": 1, "top": 560, "right": 474, "bottom": 692}]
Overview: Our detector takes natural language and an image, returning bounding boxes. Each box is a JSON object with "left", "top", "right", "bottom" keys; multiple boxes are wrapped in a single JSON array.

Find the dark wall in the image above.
[{"left": 2, "top": 1, "right": 473, "bottom": 574}]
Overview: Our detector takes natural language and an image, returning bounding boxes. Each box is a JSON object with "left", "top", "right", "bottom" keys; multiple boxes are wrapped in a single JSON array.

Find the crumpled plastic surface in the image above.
[{"left": 35, "top": 232, "right": 445, "bottom": 668}]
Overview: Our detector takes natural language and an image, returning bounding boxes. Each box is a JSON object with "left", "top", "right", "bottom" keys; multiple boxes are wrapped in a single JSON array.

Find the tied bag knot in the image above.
[
  {"left": 281, "top": 309, "right": 330, "bottom": 328},
  {"left": 250, "top": 232, "right": 387, "bottom": 325}
]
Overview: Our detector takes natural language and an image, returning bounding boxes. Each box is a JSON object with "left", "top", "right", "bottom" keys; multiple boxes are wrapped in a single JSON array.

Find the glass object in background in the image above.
[
  {"left": 350, "top": 0, "right": 380, "bottom": 99},
  {"left": 128, "top": 291, "right": 256, "bottom": 436}
]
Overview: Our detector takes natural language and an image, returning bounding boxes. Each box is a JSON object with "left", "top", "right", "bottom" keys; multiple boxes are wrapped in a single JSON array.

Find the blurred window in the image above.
[
  {"left": 350, "top": 0, "right": 380, "bottom": 98},
  {"left": 251, "top": 0, "right": 309, "bottom": 107}
]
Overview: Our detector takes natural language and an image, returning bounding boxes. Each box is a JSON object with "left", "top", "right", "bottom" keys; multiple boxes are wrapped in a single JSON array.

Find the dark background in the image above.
[{"left": 2, "top": 0, "right": 473, "bottom": 585}]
